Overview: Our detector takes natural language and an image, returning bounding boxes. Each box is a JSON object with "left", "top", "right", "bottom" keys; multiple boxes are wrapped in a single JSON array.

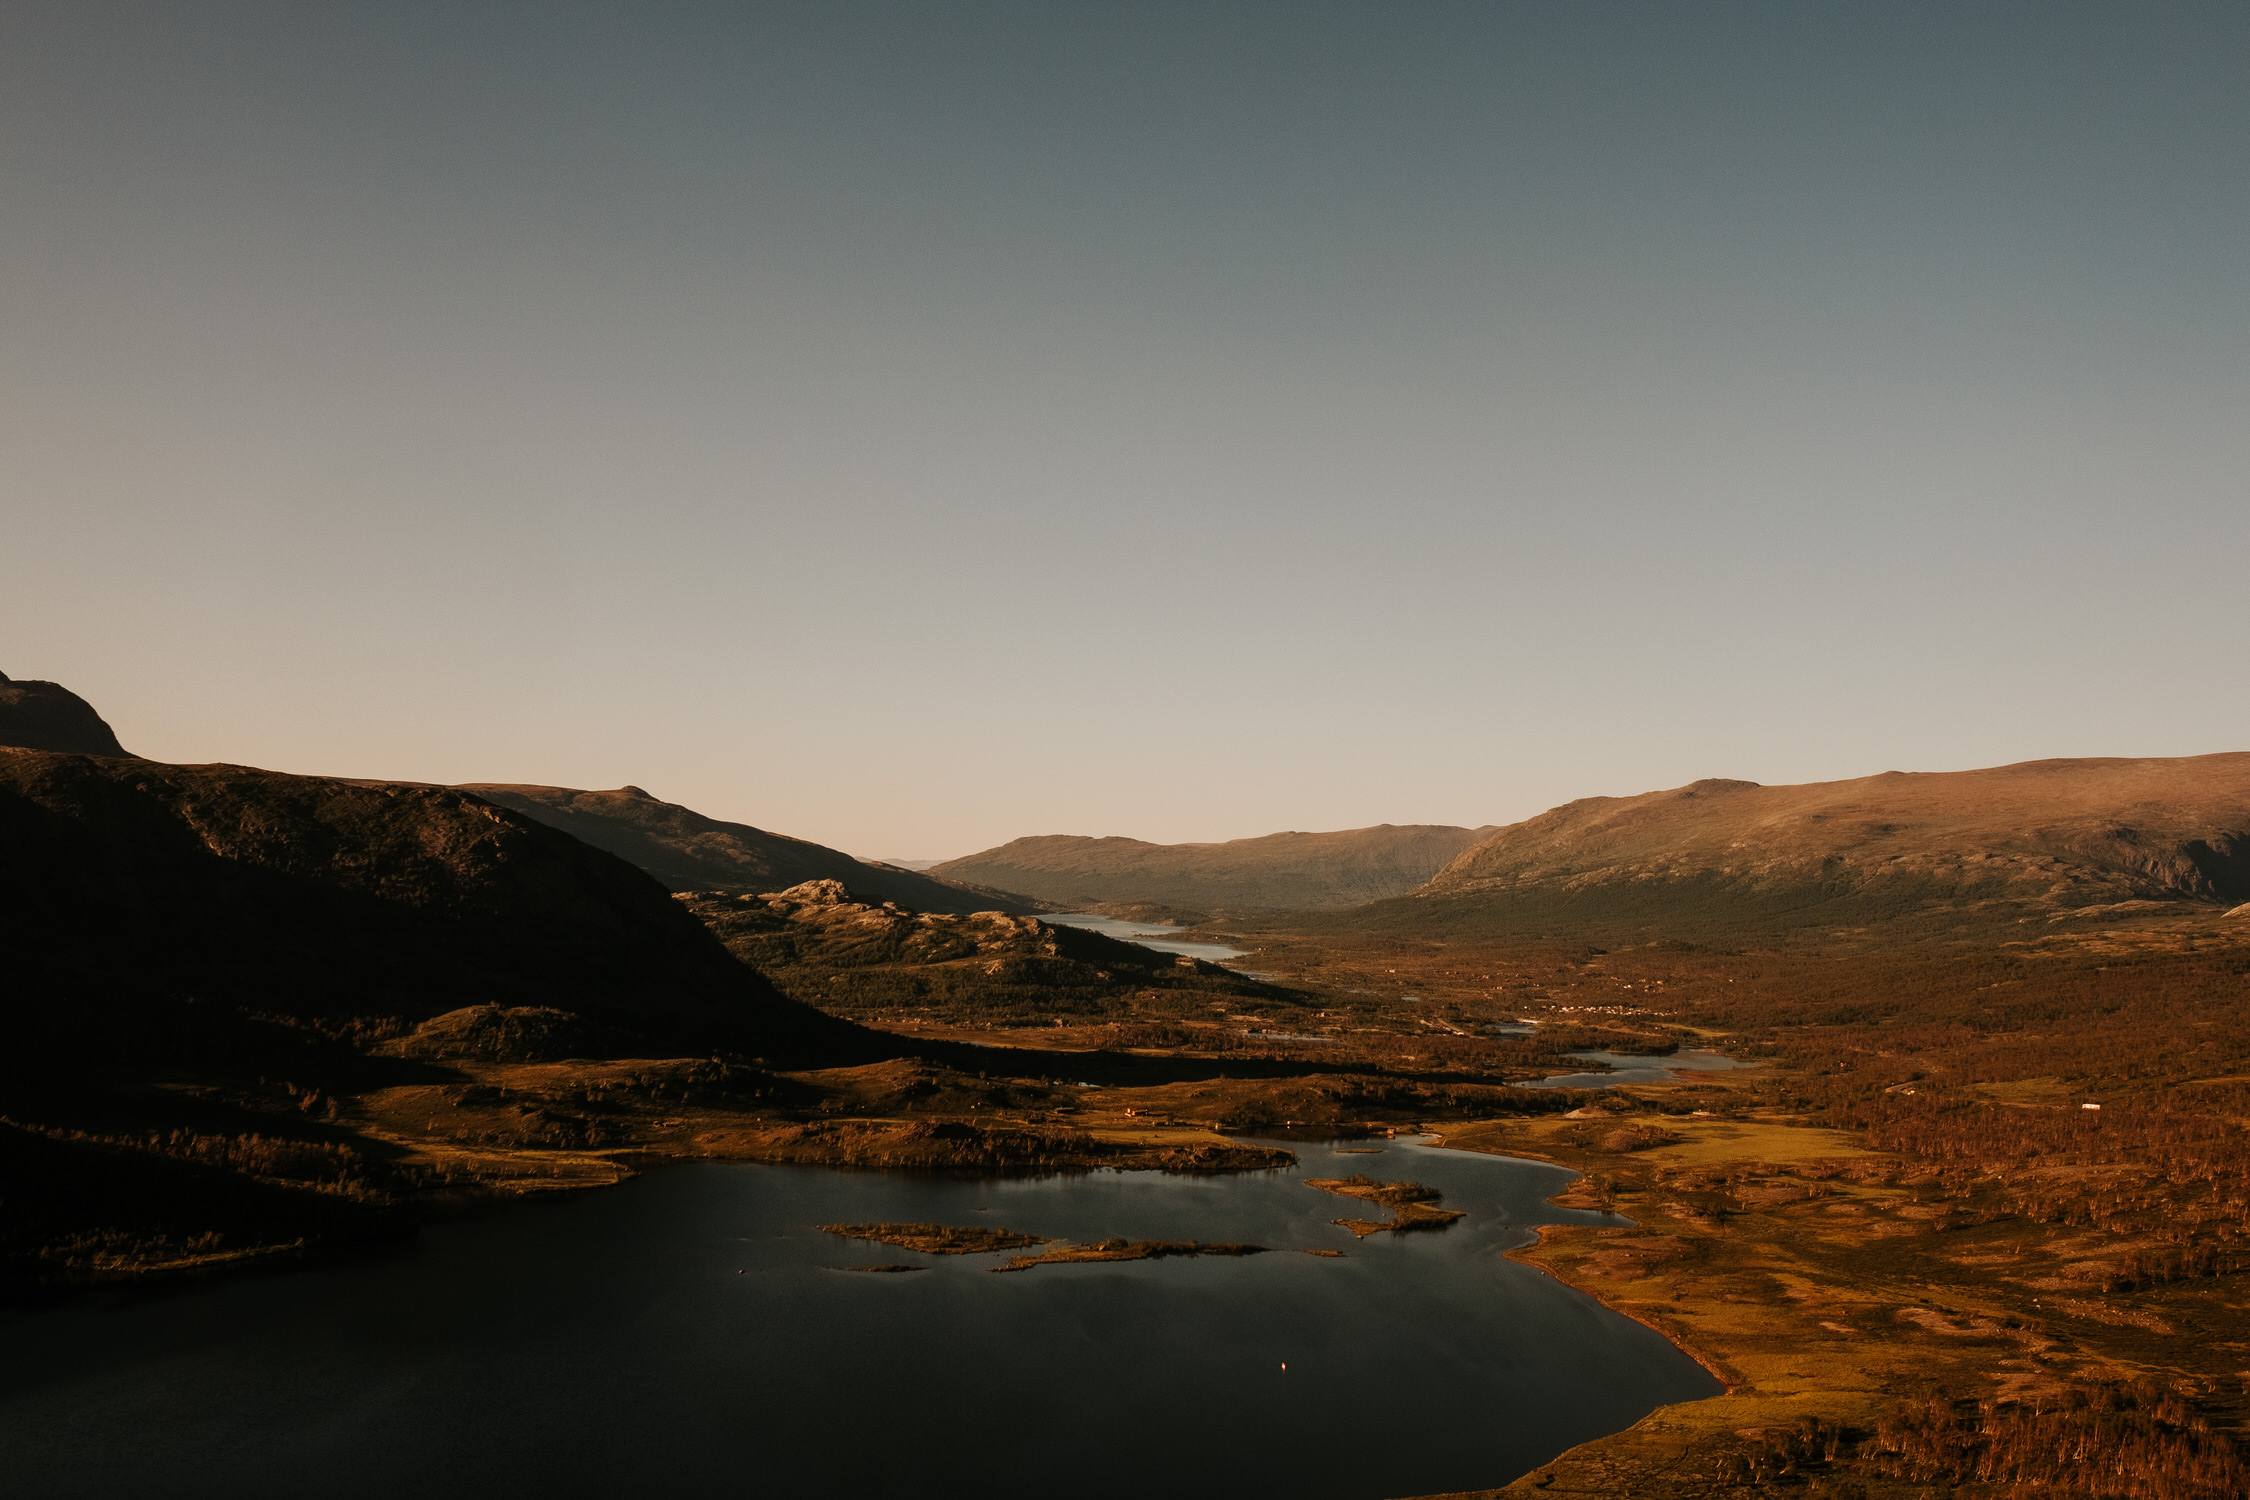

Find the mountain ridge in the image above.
[
  {"left": 457, "top": 783, "right": 1044, "bottom": 915},
  {"left": 2, "top": 749, "right": 870, "bottom": 1065},
  {"left": 932, "top": 823, "right": 1500, "bottom": 914},
  {"left": 1327, "top": 752, "right": 2250, "bottom": 940}
]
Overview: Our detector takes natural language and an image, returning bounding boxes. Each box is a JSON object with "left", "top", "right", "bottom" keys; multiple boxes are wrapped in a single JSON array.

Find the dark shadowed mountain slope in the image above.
[
  {"left": 1323, "top": 754, "right": 2250, "bottom": 941},
  {"left": 457, "top": 783, "right": 1041, "bottom": 915},
  {"left": 0, "top": 671, "right": 131, "bottom": 757},
  {"left": 1, "top": 750, "right": 876, "bottom": 1067},
  {"left": 931, "top": 824, "right": 1500, "bottom": 915}
]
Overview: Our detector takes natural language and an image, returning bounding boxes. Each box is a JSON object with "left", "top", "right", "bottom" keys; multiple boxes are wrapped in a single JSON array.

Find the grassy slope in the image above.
[{"left": 1302, "top": 754, "right": 2250, "bottom": 944}]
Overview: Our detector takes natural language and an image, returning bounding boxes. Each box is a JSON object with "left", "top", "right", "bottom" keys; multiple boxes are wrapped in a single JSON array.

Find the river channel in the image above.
[{"left": 0, "top": 1139, "right": 1717, "bottom": 1498}]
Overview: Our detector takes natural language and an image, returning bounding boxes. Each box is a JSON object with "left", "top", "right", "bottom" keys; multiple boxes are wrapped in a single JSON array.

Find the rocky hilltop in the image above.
[
  {"left": 680, "top": 878, "right": 1288, "bottom": 1026},
  {"left": 0, "top": 670, "right": 132, "bottom": 757},
  {"left": 458, "top": 783, "right": 1041, "bottom": 916},
  {"left": 1353, "top": 754, "right": 2250, "bottom": 939},
  {"left": 932, "top": 823, "right": 1498, "bottom": 915}
]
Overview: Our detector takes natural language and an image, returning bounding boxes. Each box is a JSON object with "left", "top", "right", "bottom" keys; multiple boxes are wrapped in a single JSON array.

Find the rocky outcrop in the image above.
[
  {"left": 0, "top": 671, "right": 132, "bottom": 757},
  {"left": 677, "top": 880, "right": 1288, "bottom": 1022}
]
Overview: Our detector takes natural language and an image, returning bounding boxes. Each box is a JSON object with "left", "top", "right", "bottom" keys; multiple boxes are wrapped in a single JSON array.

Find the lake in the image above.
[
  {"left": 1043, "top": 910, "right": 1249, "bottom": 963},
  {"left": 1534, "top": 1048, "right": 1758, "bottom": 1089},
  {"left": 0, "top": 1140, "right": 1717, "bottom": 1498}
]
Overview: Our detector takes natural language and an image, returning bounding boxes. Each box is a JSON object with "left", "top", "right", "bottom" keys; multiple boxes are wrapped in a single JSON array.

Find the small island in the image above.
[
  {"left": 819, "top": 1222, "right": 1050, "bottom": 1254},
  {"left": 995, "top": 1238, "right": 1269, "bottom": 1272},
  {"left": 1305, "top": 1176, "right": 1465, "bottom": 1237}
]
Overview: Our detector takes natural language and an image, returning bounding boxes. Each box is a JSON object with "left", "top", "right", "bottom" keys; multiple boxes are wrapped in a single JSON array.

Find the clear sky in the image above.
[{"left": 4, "top": 1, "right": 2245, "bottom": 858}]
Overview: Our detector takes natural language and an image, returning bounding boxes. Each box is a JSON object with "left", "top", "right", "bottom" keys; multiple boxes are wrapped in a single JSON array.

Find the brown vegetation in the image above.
[
  {"left": 1319, "top": 753, "right": 2250, "bottom": 941},
  {"left": 1304, "top": 1174, "right": 1465, "bottom": 1236},
  {"left": 819, "top": 1222, "right": 1049, "bottom": 1254}
]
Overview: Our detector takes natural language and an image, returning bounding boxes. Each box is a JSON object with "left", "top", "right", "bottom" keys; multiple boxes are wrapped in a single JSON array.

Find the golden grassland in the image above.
[{"left": 1408, "top": 1104, "right": 2250, "bottom": 1498}]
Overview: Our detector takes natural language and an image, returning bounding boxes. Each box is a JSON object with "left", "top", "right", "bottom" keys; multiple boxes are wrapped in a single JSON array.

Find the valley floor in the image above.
[{"left": 14, "top": 902, "right": 2250, "bottom": 1500}]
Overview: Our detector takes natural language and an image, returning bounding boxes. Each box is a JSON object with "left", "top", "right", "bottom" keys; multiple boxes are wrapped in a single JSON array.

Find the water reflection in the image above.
[
  {"left": 1532, "top": 1048, "right": 1757, "bottom": 1089},
  {"left": 0, "top": 1141, "right": 1718, "bottom": 1499},
  {"left": 1043, "top": 911, "right": 1248, "bottom": 962}
]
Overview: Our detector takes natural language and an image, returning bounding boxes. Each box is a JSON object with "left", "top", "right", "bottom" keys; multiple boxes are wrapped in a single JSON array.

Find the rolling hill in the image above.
[
  {"left": 931, "top": 824, "right": 1500, "bottom": 915},
  {"left": 456, "top": 783, "right": 1041, "bottom": 915},
  {"left": 1329, "top": 754, "right": 2250, "bottom": 940}
]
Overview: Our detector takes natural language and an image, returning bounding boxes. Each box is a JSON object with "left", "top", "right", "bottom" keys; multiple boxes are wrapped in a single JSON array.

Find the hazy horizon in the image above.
[{"left": 7, "top": 2, "right": 2246, "bottom": 855}]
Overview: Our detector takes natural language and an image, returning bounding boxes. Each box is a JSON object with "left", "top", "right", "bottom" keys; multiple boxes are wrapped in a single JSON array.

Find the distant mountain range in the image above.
[
  {"left": 931, "top": 824, "right": 1500, "bottom": 915},
  {"left": 457, "top": 784, "right": 1043, "bottom": 915},
  {"left": 10, "top": 665, "right": 2244, "bottom": 955},
  {"left": 1327, "top": 755, "right": 2250, "bottom": 940}
]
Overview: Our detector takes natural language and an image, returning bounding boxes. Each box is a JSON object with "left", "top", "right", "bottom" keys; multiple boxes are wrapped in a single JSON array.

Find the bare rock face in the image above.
[
  {"left": 0, "top": 671, "right": 132, "bottom": 757},
  {"left": 773, "top": 878, "right": 856, "bottom": 906}
]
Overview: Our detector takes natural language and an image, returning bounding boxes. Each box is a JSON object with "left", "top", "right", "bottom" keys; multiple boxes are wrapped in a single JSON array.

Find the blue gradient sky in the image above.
[{"left": 4, "top": 1, "right": 2245, "bottom": 856}]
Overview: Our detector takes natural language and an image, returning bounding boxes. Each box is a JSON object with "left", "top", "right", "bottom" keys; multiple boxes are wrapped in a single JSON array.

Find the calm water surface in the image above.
[
  {"left": 1042, "top": 910, "right": 1249, "bottom": 962},
  {"left": 0, "top": 1139, "right": 1717, "bottom": 1499},
  {"left": 1534, "top": 1048, "right": 1758, "bottom": 1089}
]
